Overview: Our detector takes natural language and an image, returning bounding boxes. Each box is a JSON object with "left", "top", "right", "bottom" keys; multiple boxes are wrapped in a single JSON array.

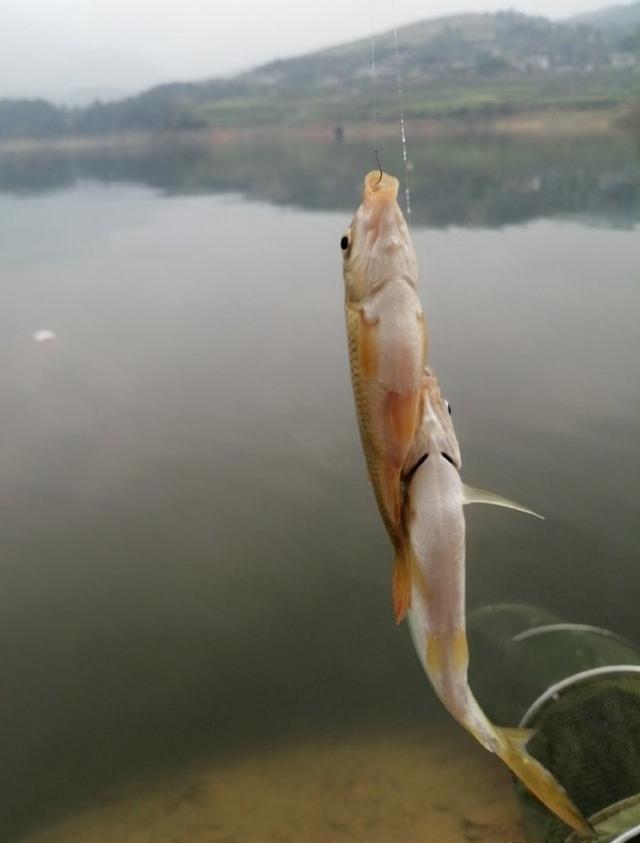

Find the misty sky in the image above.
[{"left": 1, "top": 0, "right": 624, "bottom": 102}]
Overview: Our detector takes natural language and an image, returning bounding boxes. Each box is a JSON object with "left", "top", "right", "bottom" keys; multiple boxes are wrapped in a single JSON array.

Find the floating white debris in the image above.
[{"left": 33, "top": 330, "right": 57, "bottom": 343}]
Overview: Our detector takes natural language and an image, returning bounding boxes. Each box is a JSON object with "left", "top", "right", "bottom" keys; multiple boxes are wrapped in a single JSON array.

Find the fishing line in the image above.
[
  {"left": 369, "top": 0, "right": 378, "bottom": 127},
  {"left": 391, "top": 0, "right": 412, "bottom": 224}
]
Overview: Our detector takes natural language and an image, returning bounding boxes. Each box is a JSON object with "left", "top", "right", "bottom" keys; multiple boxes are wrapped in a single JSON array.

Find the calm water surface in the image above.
[{"left": 0, "top": 131, "right": 639, "bottom": 840}]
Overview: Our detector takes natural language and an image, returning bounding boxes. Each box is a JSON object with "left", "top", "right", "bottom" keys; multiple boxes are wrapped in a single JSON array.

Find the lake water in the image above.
[{"left": 1, "top": 129, "right": 639, "bottom": 842}]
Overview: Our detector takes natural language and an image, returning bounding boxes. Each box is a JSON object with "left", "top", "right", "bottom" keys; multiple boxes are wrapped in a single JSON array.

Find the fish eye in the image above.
[{"left": 340, "top": 232, "right": 350, "bottom": 252}]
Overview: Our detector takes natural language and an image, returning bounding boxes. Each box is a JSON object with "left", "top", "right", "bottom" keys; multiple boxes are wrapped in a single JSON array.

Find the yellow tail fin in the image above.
[{"left": 495, "top": 727, "right": 595, "bottom": 838}]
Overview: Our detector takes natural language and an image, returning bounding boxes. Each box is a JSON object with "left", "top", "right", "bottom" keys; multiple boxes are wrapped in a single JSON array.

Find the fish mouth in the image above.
[
  {"left": 361, "top": 170, "right": 403, "bottom": 242},
  {"left": 363, "top": 170, "right": 399, "bottom": 205}
]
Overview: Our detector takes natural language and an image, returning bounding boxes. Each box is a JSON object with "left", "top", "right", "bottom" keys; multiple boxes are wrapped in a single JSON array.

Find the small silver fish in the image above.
[{"left": 403, "top": 367, "right": 594, "bottom": 838}]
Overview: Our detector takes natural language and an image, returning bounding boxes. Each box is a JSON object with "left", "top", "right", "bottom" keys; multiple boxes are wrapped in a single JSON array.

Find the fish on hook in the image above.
[{"left": 341, "top": 169, "right": 426, "bottom": 622}]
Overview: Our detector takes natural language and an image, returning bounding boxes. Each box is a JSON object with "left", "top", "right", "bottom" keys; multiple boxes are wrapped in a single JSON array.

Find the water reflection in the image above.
[
  {"left": 0, "top": 139, "right": 638, "bottom": 842},
  {"left": 0, "top": 130, "right": 639, "bottom": 227}
]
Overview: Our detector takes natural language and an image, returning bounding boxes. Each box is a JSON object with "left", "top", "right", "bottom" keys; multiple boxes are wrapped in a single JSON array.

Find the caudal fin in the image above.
[{"left": 495, "top": 727, "right": 595, "bottom": 838}]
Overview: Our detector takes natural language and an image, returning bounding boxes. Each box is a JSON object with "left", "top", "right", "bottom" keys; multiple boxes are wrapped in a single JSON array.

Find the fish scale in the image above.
[{"left": 345, "top": 302, "right": 398, "bottom": 541}]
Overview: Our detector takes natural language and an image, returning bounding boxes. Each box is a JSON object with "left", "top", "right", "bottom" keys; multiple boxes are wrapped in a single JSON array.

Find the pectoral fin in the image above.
[
  {"left": 461, "top": 484, "right": 544, "bottom": 520},
  {"left": 392, "top": 547, "right": 412, "bottom": 625}
]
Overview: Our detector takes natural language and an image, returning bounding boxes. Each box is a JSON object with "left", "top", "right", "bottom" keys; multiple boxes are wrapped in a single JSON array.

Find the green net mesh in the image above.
[
  {"left": 466, "top": 605, "right": 640, "bottom": 843},
  {"left": 468, "top": 604, "right": 640, "bottom": 724},
  {"left": 521, "top": 672, "right": 640, "bottom": 842}
]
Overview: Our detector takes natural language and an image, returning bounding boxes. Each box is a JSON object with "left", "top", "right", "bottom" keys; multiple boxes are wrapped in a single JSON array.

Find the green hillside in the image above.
[{"left": 1, "top": 6, "right": 639, "bottom": 140}]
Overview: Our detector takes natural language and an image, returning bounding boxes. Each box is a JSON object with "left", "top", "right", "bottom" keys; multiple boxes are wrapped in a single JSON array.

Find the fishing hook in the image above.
[{"left": 374, "top": 149, "right": 383, "bottom": 184}]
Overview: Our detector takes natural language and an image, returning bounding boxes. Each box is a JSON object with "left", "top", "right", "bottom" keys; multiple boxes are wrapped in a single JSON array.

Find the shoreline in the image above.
[{"left": 0, "top": 107, "right": 629, "bottom": 157}]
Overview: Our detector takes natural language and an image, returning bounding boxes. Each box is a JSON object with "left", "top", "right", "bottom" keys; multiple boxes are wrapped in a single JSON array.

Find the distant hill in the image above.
[
  {"left": 1, "top": 5, "right": 639, "bottom": 141},
  {"left": 567, "top": 1, "right": 640, "bottom": 29}
]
